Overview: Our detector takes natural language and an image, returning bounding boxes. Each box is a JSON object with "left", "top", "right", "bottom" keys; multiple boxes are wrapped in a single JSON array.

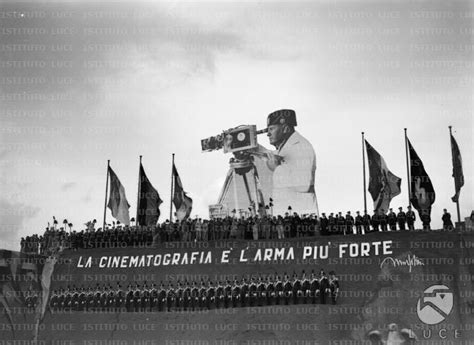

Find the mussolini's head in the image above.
[{"left": 266, "top": 109, "right": 297, "bottom": 147}]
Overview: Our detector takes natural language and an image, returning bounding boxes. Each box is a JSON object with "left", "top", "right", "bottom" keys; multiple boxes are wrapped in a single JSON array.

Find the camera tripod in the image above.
[{"left": 217, "top": 152, "right": 267, "bottom": 217}]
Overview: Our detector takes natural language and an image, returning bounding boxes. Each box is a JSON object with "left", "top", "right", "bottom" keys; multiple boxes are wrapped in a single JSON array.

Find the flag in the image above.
[
  {"left": 365, "top": 140, "right": 402, "bottom": 213},
  {"left": 137, "top": 163, "right": 162, "bottom": 226},
  {"left": 450, "top": 133, "right": 464, "bottom": 202},
  {"left": 172, "top": 163, "right": 192, "bottom": 221},
  {"left": 107, "top": 166, "right": 130, "bottom": 225},
  {"left": 407, "top": 138, "right": 436, "bottom": 216}
]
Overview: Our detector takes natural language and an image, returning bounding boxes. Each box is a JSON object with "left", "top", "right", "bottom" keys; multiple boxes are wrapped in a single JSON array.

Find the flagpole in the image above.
[
  {"left": 136, "top": 155, "right": 142, "bottom": 227},
  {"left": 170, "top": 153, "right": 175, "bottom": 222},
  {"left": 361, "top": 132, "right": 367, "bottom": 214},
  {"left": 404, "top": 128, "right": 411, "bottom": 207},
  {"left": 449, "top": 126, "right": 461, "bottom": 223},
  {"left": 102, "top": 159, "right": 110, "bottom": 231}
]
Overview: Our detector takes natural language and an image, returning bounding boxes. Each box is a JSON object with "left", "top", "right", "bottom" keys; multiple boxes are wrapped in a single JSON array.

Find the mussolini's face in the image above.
[{"left": 267, "top": 124, "right": 285, "bottom": 146}]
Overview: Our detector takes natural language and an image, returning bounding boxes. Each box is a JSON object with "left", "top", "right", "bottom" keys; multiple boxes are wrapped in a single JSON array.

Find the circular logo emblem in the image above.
[
  {"left": 237, "top": 132, "right": 246, "bottom": 141},
  {"left": 416, "top": 285, "right": 453, "bottom": 325}
]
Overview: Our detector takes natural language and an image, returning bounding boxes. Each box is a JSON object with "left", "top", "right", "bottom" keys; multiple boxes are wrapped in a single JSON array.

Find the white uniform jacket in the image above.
[{"left": 271, "top": 131, "right": 318, "bottom": 216}]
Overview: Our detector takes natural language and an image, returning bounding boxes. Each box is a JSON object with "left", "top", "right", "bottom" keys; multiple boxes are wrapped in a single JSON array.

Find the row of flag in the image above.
[
  {"left": 106, "top": 159, "right": 193, "bottom": 227},
  {"left": 365, "top": 131, "right": 464, "bottom": 219}
]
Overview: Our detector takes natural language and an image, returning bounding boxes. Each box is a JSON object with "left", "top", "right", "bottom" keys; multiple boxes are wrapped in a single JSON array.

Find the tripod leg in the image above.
[{"left": 241, "top": 174, "right": 255, "bottom": 215}]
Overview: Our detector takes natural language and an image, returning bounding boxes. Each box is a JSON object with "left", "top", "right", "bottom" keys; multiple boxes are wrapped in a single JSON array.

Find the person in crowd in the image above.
[
  {"left": 387, "top": 208, "right": 397, "bottom": 231},
  {"left": 328, "top": 213, "right": 336, "bottom": 234},
  {"left": 329, "top": 271, "right": 339, "bottom": 305},
  {"left": 252, "top": 217, "right": 260, "bottom": 240},
  {"left": 354, "top": 211, "right": 363, "bottom": 235},
  {"left": 421, "top": 210, "right": 431, "bottom": 231},
  {"left": 379, "top": 209, "right": 388, "bottom": 232},
  {"left": 319, "top": 269, "right": 330, "bottom": 305},
  {"left": 337, "top": 212, "right": 345, "bottom": 235},
  {"left": 397, "top": 207, "right": 406, "bottom": 230},
  {"left": 195, "top": 219, "right": 203, "bottom": 241},
  {"left": 362, "top": 211, "right": 371, "bottom": 234},
  {"left": 345, "top": 211, "right": 354, "bottom": 235},
  {"left": 406, "top": 206, "right": 416, "bottom": 230},
  {"left": 320, "top": 213, "right": 329, "bottom": 236},
  {"left": 442, "top": 208, "right": 454, "bottom": 231},
  {"left": 371, "top": 210, "right": 379, "bottom": 232}
]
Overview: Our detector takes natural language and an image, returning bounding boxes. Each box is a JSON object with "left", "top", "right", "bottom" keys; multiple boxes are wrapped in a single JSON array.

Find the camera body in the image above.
[{"left": 201, "top": 125, "right": 258, "bottom": 154}]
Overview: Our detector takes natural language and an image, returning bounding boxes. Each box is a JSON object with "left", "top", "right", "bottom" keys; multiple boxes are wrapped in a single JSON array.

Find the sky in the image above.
[{"left": 0, "top": 0, "right": 472, "bottom": 250}]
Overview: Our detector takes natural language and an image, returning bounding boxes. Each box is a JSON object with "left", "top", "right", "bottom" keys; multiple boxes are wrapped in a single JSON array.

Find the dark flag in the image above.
[
  {"left": 107, "top": 166, "right": 130, "bottom": 225},
  {"left": 365, "top": 140, "right": 402, "bottom": 213},
  {"left": 137, "top": 163, "right": 163, "bottom": 226},
  {"left": 407, "top": 139, "right": 436, "bottom": 217},
  {"left": 450, "top": 134, "right": 464, "bottom": 202},
  {"left": 172, "top": 163, "right": 193, "bottom": 221}
]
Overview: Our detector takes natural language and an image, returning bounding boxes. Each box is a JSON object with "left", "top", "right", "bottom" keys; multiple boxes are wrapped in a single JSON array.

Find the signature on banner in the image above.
[{"left": 380, "top": 254, "right": 424, "bottom": 273}]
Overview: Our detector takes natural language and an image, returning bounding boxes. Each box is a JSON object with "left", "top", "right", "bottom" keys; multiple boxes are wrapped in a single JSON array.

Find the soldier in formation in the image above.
[{"left": 49, "top": 269, "right": 340, "bottom": 313}]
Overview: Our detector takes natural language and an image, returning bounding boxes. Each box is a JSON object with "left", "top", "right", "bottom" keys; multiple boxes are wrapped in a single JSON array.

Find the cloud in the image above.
[{"left": 0, "top": 199, "right": 40, "bottom": 251}]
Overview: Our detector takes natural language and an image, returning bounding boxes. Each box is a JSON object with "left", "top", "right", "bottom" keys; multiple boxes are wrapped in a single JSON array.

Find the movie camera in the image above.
[
  {"left": 201, "top": 125, "right": 268, "bottom": 154},
  {"left": 201, "top": 125, "right": 269, "bottom": 217}
]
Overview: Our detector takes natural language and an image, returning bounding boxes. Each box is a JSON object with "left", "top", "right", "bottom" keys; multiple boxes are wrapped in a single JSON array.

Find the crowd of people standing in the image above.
[
  {"left": 48, "top": 269, "right": 340, "bottom": 313},
  {"left": 20, "top": 207, "right": 457, "bottom": 254}
]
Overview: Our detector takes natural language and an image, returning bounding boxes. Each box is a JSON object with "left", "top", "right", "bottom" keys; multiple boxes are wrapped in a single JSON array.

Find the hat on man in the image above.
[{"left": 267, "top": 109, "right": 297, "bottom": 127}]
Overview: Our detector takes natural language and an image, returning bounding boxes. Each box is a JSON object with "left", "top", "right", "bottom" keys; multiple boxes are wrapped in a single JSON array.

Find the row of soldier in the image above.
[
  {"left": 320, "top": 206, "right": 419, "bottom": 235},
  {"left": 24, "top": 206, "right": 450, "bottom": 254},
  {"left": 49, "top": 270, "right": 340, "bottom": 313}
]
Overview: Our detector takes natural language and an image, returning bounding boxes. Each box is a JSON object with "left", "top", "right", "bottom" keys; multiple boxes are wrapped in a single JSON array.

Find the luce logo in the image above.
[{"left": 416, "top": 284, "right": 453, "bottom": 325}]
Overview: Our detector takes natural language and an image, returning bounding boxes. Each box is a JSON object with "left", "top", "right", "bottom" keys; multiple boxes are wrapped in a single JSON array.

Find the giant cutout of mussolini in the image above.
[{"left": 255, "top": 109, "right": 319, "bottom": 216}]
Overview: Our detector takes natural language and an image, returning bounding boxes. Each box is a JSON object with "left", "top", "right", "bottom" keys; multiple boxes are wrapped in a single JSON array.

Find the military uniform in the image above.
[
  {"left": 125, "top": 285, "right": 134, "bottom": 312},
  {"left": 190, "top": 282, "right": 199, "bottom": 311},
  {"left": 249, "top": 278, "right": 258, "bottom": 307},
  {"left": 115, "top": 284, "right": 124, "bottom": 312},
  {"left": 387, "top": 209, "right": 397, "bottom": 231},
  {"left": 257, "top": 278, "right": 266, "bottom": 307},
  {"left": 406, "top": 207, "right": 416, "bottom": 230},
  {"left": 183, "top": 282, "right": 191, "bottom": 311},
  {"left": 328, "top": 214, "right": 336, "bottom": 234},
  {"left": 362, "top": 212, "right": 371, "bottom": 233},
  {"left": 442, "top": 210, "right": 454, "bottom": 231},
  {"left": 329, "top": 271, "right": 340, "bottom": 305},
  {"left": 198, "top": 282, "right": 207, "bottom": 309},
  {"left": 319, "top": 270, "right": 330, "bottom": 304},
  {"left": 86, "top": 288, "right": 95, "bottom": 311},
  {"left": 158, "top": 283, "right": 167, "bottom": 312},
  {"left": 337, "top": 213, "right": 346, "bottom": 235},
  {"left": 283, "top": 274, "right": 293, "bottom": 305},
  {"left": 265, "top": 277, "right": 275, "bottom": 306},
  {"left": 379, "top": 211, "right": 388, "bottom": 232},
  {"left": 274, "top": 275, "right": 284, "bottom": 305},
  {"left": 345, "top": 212, "right": 354, "bottom": 235},
  {"left": 206, "top": 282, "right": 215, "bottom": 310},
  {"left": 240, "top": 278, "right": 249, "bottom": 307},
  {"left": 310, "top": 270, "right": 320, "bottom": 304},
  {"left": 319, "top": 214, "right": 329, "bottom": 236},
  {"left": 292, "top": 273, "right": 302, "bottom": 304},
  {"left": 397, "top": 208, "right": 406, "bottom": 230},
  {"left": 142, "top": 283, "right": 151, "bottom": 312},
  {"left": 355, "top": 212, "right": 363, "bottom": 235},
  {"left": 301, "top": 271, "right": 311, "bottom": 304},
  {"left": 79, "top": 287, "right": 87, "bottom": 311},
  {"left": 166, "top": 284, "right": 176, "bottom": 312},
  {"left": 232, "top": 280, "right": 241, "bottom": 308},
  {"left": 371, "top": 211, "right": 379, "bottom": 232},
  {"left": 49, "top": 290, "right": 59, "bottom": 312},
  {"left": 224, "top": 280, "right": 232, "bottom": 308}
]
